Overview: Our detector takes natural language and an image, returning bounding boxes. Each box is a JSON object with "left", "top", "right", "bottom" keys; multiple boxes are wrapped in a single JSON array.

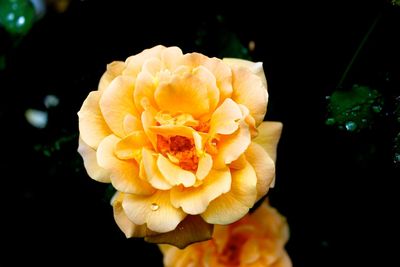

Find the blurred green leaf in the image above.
[{"left": 0, "top": 0, "right": 36, "bottom": 35}]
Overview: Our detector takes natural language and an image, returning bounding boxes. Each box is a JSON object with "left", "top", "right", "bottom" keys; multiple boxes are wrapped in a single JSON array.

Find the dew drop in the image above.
[
  {"left": 150, "top": 203, "right": 159, "bottom": 211},
  {"left": 345, "top": 121, "right": 357, "bottom": 132}
]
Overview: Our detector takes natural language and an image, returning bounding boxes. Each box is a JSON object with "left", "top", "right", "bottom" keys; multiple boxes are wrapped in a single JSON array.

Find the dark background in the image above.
[{"left": 1, "top": 0, "right": 399, "bottom": 265}]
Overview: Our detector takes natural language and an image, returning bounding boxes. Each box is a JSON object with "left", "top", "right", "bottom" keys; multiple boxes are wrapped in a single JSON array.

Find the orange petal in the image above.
[
  {"left": 78, "top": 91, "right": 111, "bottom": 149},
  {"left": 209, "top": 98, "right": 243, "bottom": 135},
  {"left": 134, "top": 70, "right": 158, "bottom": 112},
  {"left": 270, "top": 251, "right": 292, "bottom": 267},
  {"left": 161, "top": 46, "right": 183, "bottom": 71},
  {"left": 231, "top": 65, "right": 268, "bottom": 126},
  {"left": 97, "top": 134, "right": 155, "bottom": 195},
  {"left": 99, "top": 75, "right": 139, "bottom": 137},
  {"left": 142, "top": 148, "right": 173, "bottom": 190},
  {"left": 241, "top": 238, "right": 261, "bottom": 264},
  {"left": 154, "top": 67, "right": 216, "bottom": 118},
  {"left": 201, "top": 161, "right": 257, "bottom": 224},
  {"left": 213, "top": 121, "right": 251, "bottom": 169},
  {"left": 157, "top": 154, "right": 196, "bottom": 187},
  {"left": 123, "top": 190, "right": 186, "bottom": 233},
  {"left": 77, "top": 137, "right": 110, "bottom": 183},
  {"left": 123, "top": 114, "right": 143, "bottom": 135},
  {"left": 111, "top": 192, "right": 147, "bottom": 238},
  {"left": 141, "top": 104, "right": 158, "bottom": 150},
  {"left": 123, "top": 45, "right": 166, "bottom": 77},
  {"left": 170, "top": 168, "right": 231, "bottom": 215},
  {"left": 146, "top": 215, "right": 213, "bottom": 249},
  {"left": 196, "top": 153, "right": 213, "bottom": 180},
  {"left": 253, "top": 121, "right": 283, "bottom": 162},
  {"left": 115, "top": 131, "right": 151, "bottom": 161},
  {"left": 223, "top": 58, "right": 267, "bottom": 88},
  {"left": 245, "top": 142, "right": 275, "bottom": 201},
  {"left": 98, "top": 61, "right": 126, "bottom": 92}
]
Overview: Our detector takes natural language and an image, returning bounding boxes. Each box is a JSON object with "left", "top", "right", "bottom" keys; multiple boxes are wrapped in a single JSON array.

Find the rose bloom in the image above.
[
  {"left": 159, "top": 201, "right": 291, "bottom": 267},
  {"left": 78, "top": 45, "right": 282, "bottom": 247}
]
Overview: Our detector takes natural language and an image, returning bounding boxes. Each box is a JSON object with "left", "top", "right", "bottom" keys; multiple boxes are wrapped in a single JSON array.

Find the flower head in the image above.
[
  {"left": 78, "top": 45, "right": 282, "bottom": 248},
  {"left": 159, "top": 201, "right": 291, "bottom": 267}
]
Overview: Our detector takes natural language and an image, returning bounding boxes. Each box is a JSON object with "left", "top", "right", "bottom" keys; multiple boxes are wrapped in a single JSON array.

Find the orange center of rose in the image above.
[
  {"left": 157, "top": 135, "right": 199, "bottom": 171},
  {"left": 219, "top": 233, "right": 248, "bottom": 266}
]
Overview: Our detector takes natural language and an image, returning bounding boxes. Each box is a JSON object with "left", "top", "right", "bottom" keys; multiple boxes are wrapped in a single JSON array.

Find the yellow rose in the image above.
[
  {"left": 159, "top": 201, "right": 291, "bottom": 267},
  {"left": 78, "top": 45, "right": 282, "bottom": 248}
]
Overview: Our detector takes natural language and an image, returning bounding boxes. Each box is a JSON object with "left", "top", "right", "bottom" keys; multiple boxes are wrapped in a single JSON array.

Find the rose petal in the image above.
[
  {"left": 142, "top": 148, "right": 173, "bottom": 190},
  {"left": 223, "top": 58, "right": 267, "bottom": 88},
  {"left": 78, "top": 91, "right": 111, "bottom": 149},
  {"left": 241, "top": 238, "right": 261, "bottom": 264},
  {"left": 134, "top": 70, "right": 158, "bottom": 112},
  {"left": 170, "top": 168, "right": 231, "bottom": 215},
  {"left": 209, "top": 98, "right": 243, "bottom": 135},
  {"left": 161, "top": 46, "right": 183, "bottom": 71},
  {"left": 115, "top": 131, "right": 151, "bottom": 161},
  {"left": 146, "top": 215, "right": 213, "bottom": 249},
  {"left": 245, "top": 142, "right": 276, "bottom": 201},
  {"left": 201, "top": 161, "right": 257, "bottom": 224},
  {"left": 97, "top": 135, "right": 155, "bottom": 195},
  {"left": 196, "top": 153, "right": 213, "bottom": 180},
  {"left": 123, "top": 114, "right": 143, "bottom": 135},
  {"left": 154, "top": 67, "right": 216, "bottom": 118},
  {"left": 157, "top": 154, "right": 196, "bottom": 187},
  {"left": 230, "top": 65, "right": 268, "bottom": 126},
  {"left": 98, "top": 61, "right": 126, "bottom": 92},
  {"left": 253, "top": 121, "right": 283, "bottom": 162},
  {"left": 111, "top": 192, "right": 147, "bottom": 238},
  {"left": 123, "top": 45, "right": 166, "bottom": 77},
  {"left": 123, "top": 190, "right": 186, "bottom": 233},
  {"left": 77, "top": 137, "right": 110, "bottom": 183},
  {"left": 99, "top": 75, "right": 139, "bottom": 137},
  {"left": 270, "top": 251, "right": 292, "bottom": 267}
]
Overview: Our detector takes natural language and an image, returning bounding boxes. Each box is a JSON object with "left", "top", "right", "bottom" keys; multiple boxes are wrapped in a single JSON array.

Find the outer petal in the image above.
[
  {"left": 134, "top": 69, "right": 158, "bottom": 112},
  {"left": 78, "top": 91, "right": 111, "bottom": 149},
  {"left": 111, "top": 192, "right": 147, "bottom": 238},
  {"left": 271, "top": 251, "right": 292, "bottom": 267},
  {"left": 161, "top": 46, "right": 183, "bottom": 71},
  {"left": 123, "top": 45, "right": 166, "bottom": 77},
  {"left": 99, "top": 75, "right": 139, "bottom": 137},
  {"left": 170, "top": 168, "right": 231, "bottom": 215},
  {"left": 245, "top": 142, "right": 276, "bottom": 201},
  {"left": 253, "top": 121, "right": 283, "bottom": 162},
  {"left": 123, "top": 190, "right": 186, "bottom": 233},
  {"left": 77, "top": 137, "right": 110, "bottom": 183},
  {"left": 230, "top": 65, "right": 268, "bottom": 126},
  {"left": 98, "top": 61, "right": 126, "bottom": 92},
  {"left": 201, "top": 162, "right": 257, "bottom": 224},
  {"left": 97, "top": 135, "right": 155, "bottom": 195},
  {"left": 147, "top": 216, "right": 213, "bottom": 249},
  {"left": 223, "top": 58, "right": 267, "bottom": 88}
]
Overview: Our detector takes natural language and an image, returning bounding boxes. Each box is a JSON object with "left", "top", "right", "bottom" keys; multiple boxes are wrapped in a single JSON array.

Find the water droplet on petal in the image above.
[
  {"left": 151, "top": 203, "right": 159, "bottom": 211},
  {"left": 345, "top": 121, "right": 357, "bottom": 132}
]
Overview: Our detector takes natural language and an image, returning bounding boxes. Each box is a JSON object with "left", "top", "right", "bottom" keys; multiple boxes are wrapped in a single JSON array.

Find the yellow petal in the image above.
[
  {"left": 245, "top": 142, "right": 275, "bottom": 201},
  {"left": 123, "top": 45, "right": 166, "bottom": 77},
  {"left": 253, "top": 121, "right": 283, "bottom": 162},
  {"left": 123, "top": 190, "right": 186, "bottom": 233},
  {"left": 149, "top": 124, "right": 195, "bottom": 139},
  {"left": 141, "top": 107, "right": 158, "bottom": 150},
  {"left": 111, "top": 192, "right": 147, "bottom": 238},
  {"left": 154, "top": 66, "right": 217, "bottom": 118},
  {"left": 115, "top": 131, "right": 151, "bottom": 161},
  {"left": 209, "top": 98, "right": 243, "bottom": 135},
  {"left": 201, "top": 161, "right": 257, "bottom": 224},
  {"left": 213, "top": 121, "right": 251, "bottom": 169},
  {"left": 196, "top": 153, "right": 213, "bottom": 180},
  {"left": 223, "top": 58, "right": 267, "bottom": 88},
  {"left": 97, "top": 134, "right": 155, "bottom": 195},
  {"left": 123, "top": 114, "right": 143, "bottom": 135},
  {"left": 98, "top": 61, "right": 126, "bottom": 92},
  {"left": 146, "top": 215, "right": 213, "bottom": 249},
  {"left": 161, "top": 46, "right": 183, "bottom": 70},
  {"left": 134, "top": 70, "right": 158, "bottom": 112},
  {"left": 99, "top": 75, "right": 139, "bottom": 137},
  {"left": 77, "top": 137, "right": 110, "bottom": 183},
  {"left": 157, "top": 155, "right": 196, "bottom": 187},
  {"left": 142, "top": 148, "right": 173, "bottom": 190},
  {"left": 231, "top": 65, "right": 268, "bottom": 126},
  {"left": 170, "top": 168, "right": 231, "bottom": 215},
  {"left": 78, "top": 91, "right": 111, "bottom": 149}
]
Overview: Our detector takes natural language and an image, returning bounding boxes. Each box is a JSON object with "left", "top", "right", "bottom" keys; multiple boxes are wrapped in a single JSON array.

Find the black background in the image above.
[{"left": 0, "top": 0, "right": 399, "bottom": 265}]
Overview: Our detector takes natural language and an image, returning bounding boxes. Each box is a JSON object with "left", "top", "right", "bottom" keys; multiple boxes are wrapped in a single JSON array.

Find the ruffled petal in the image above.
[
  {"left": 134, "top": 69, "right": 158, "bottom": 112},
  {"left": 245, "top": 142, "right": 275, "bottom": 201},
  {"left": 98, "top": 61, "right": 126, "bottom": 92},
  {"left": 111, "top": 192, "right": 147, "bottom": 238},
  {"left": 196, "top": 153, "right": 213, "bottom": 180},
  {"left": 78, "top": 91, "right": 111, "bottom": 149},
  {"left": 170, "top": 168, "right": 231, "bottom": 215},
  {"left": 123, "top": 114, "right": 143, "bottom": 135},
  {"left": 157, "top": 154, "right": 196, "bottom": 187},
  {"left": 115, "top": 131, "right": 151, "bottom": 161},
  {"left": 123, "top": 190, "right": 186, "bottom": 233},
  {"left": 161, "top": 46, "right": 183, "bottom": 71},
  {"left": 253, "top": 121, "right": 283, "bottom": 162},
  {"left": 123, "top": 45, "right": 166, "bottom": 77},
  {"left": 223, "top": 58, "right": 267, "bottom": 88},
  {"left": 77, "top": 137, "right": 110, "bottom": 183},
  {"left": 201, "top": 161, "right": 257, "bottom": 224},
  {"left": 99, "top": 75, "right": 139, "bottom": 137},
  {"left": 209, "top": 98, "right": 243, "bottom": 135},
  {"left": 97, "top": 135, "right": 155, "bottom": 195},
  {"left": 142, "top": 148, "right": 172, "bottom": 190}
]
